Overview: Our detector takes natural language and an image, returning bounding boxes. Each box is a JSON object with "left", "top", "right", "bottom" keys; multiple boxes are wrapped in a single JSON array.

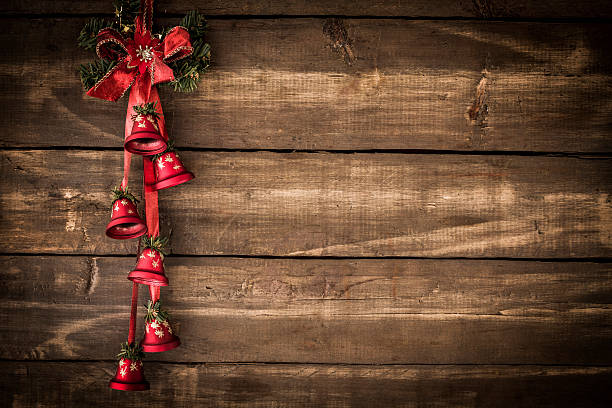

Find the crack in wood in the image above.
[{"left": 84, "top": 257, "right": 99, "bottom": 297}]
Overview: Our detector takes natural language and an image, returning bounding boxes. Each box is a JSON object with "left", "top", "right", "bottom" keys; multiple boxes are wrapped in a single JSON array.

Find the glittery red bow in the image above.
[{"left": 86, "top": 0, "right": 192, "bottom": 102}]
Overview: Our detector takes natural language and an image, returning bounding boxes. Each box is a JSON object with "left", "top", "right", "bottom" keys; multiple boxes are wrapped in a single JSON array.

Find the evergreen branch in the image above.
[
  {"left": 132, "top": 102, "right": 161, "bottom": 119},
  {"left": 165, "top": 11, "right": 211, "bottom": 93},
  {"left": 151, "top": 140, "right": 176, "bottom": 162},
  {"left": 77, "top": 1, "right": 140, "bottom": 51},
  {"left": 111, "top": 186, "right": 139, "bottom": 205},
  {"left": 78, "top": 18, "right": 113, "bottom": 51},
  {"left": 145, "top": 300, "right": 169, "bottom": 324},
  {"left": 79, "top": 59, "right": 117, "bottom": 91},
  {"left": 117, "top": 341, "right": 144, "bottom": 361},
  {"left": 141, "top": 235, "right": 169, "bottom": 256}
]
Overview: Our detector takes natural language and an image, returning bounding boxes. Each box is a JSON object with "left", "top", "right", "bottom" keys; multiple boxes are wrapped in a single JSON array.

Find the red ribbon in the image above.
[
  {"left": 86, "top": 4, "right": 192, "bottom": 103},
  {"left": 89, "top": 0, "right": 181, "bottom": 345},
  {"left": 128, "top": 282, "right": 139, "bottom": 345}
]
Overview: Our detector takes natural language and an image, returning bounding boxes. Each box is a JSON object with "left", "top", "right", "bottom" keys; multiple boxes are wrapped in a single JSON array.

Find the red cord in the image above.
[{"left": 128, "top": 282, "right": 139, "bottom": 345}]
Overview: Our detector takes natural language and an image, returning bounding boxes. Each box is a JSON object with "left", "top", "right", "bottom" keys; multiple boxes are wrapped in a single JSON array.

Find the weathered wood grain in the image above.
[
  {"left": 3, "top": 0, "right": 612, "bottom": 18},
  {"left": 3, "top": 256, "right": 612, "bottom": 313},
  {"left": 1, "top": 256, "right": 611, "bottom": 363},
  {"left": 2, "top": 362, "right": 611, "bottom": 408},
  {"left": 1, "top": 150, "right": 611, "bottom": 257},
  {"left": 2, "top": 19, "right": 612, "bottom": 151}
]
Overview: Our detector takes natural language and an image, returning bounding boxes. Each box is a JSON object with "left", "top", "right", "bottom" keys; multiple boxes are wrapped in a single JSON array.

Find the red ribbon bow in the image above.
[{"left": 86, "top": 7, "right": 192, "bottom": 102}]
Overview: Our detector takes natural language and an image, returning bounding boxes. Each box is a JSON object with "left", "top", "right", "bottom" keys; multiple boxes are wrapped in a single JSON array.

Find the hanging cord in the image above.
[
  {"left": 127, "top": 282, "right": 139, "bottom": 344},
  {"left": 127, "top": 238, "right": 142, "bottom": 344}
]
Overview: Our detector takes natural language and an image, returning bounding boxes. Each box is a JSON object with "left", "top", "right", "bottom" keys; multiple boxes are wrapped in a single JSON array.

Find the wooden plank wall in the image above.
[{"left": 1, "top": 1, "right": 612, "bottom": 406}]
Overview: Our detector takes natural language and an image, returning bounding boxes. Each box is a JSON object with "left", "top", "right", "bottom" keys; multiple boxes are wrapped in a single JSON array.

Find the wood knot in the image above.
[
  {"left": 323, "top": 18, "right": 356, "bottom": 66},
  {"left": 466, "top": 71, "right": 489, "bottom": 126}
]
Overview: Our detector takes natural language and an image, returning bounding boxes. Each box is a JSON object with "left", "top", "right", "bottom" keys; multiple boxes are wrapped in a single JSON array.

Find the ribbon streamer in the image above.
[{"left": 91, "top": 0, "right": 185, "bottom": 353}]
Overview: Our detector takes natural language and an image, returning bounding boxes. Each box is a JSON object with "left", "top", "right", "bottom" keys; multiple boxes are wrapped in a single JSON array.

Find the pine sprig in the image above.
[
  {"left": 132, "top": 102, "right": 161, "bottom": 120},
  {"left": 141, "top": 235, "right": 169, "bottom": 256},
  {"left": 117, "top": 341, "right": 144, "bottom": 361},
  {"left": 77, "top": 1, "right": 140, "bottom": 52},
  {"left": 166, "top": 11, "right": 211, "bottom": 92},
  {"left": 111, "top": 186, "right": 139, "bottom": 205},
  {"left": 151, "top": 140, "right": 176, "bottom": 162},
  {"left": 145, "top": 300, "right": 169, "bottom": 324},
  {"left": 78, "top": 18, "right": 113, "bottom": 51},
  {"left": 79, "top": 59, "right": 117, "bottom": 91},
  {"left": 178, "top": 10, "right": 207, "bottom": 39}
]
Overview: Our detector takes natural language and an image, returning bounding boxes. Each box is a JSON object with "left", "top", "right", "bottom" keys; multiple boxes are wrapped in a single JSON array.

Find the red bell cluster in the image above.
[
  {"left": 105, "top": 110, "right": 194, "bottom": 392},
  {"left": 84, "top": 0, "right": 197, "bottom": 392}
]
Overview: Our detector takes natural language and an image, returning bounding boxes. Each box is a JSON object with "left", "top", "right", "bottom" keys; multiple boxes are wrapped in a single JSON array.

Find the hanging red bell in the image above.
[
  {"left": 128, "top": 248, "right": 169, "bottom": 286},
  {"left": 124, "top": 113, "right": 168, "bottom": 155},
  {"left": 141, "top": 300, "right": 180, "bottom": 352},
  {"left": 109, "top": 357, "right": 149, "bottom": 391},
  {"left": 150, "top": 151, "right": 195, "bottom": 191},
  {"left": 105, "top": 196, "right": 147, "bottom": 240}
]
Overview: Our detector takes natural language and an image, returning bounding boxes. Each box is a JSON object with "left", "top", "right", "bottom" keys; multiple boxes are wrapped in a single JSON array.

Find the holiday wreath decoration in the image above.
[{"left": 78, "top": 0, "right": 210, "bottom": 391}]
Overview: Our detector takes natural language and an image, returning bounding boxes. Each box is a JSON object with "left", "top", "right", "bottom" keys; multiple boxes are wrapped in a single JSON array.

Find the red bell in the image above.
[
  {"left": 124, "top": 114, "right": 167, "bottom": 155},
  {"left": 141, "top": 301, "right": 181, "bottom": 352},
  {"left": 128, "top": 248, "right": 169, "bottom": 286},
  {"left": 109, "top": 357, "right": 149, "bottom": 391},
  {"left": 105, "top": 198, "right": 147, "bottom": 240},
  {"left": 150, "top": 151, "right": 194, "bottom": 191}
]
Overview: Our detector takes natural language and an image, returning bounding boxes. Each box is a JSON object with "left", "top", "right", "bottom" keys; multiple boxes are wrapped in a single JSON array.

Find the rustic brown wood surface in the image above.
[
  {"left": 2, "top": 362, "right": 611, "bottom": 408},
  {"left": 3, "top": 0, "right": 612, "bottom": 18},
  {"left": 2, "top": 150, "right": 611, "bottom": 257},
  {"left": 2, "top": 256, "right": 611, "bottom": 364},
  {"left": 2, "top": 18, "right": 612, "bottom": 151},
  {"left": 1, "top": 0, "right": 612, "bottom": 406}
]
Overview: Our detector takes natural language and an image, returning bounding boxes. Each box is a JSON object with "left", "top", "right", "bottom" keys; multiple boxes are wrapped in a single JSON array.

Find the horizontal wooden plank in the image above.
[
  {"left": 1, "top": 150, "right": 611, "bottom": 257},
  {"left": 2, "top": 19, "right": 612, "bottom": 152},
  {"left": 2, "top": 362, "right": 611, "bottom": 408},
  {"left": 1, "top": 256, "right": 611, "bottom": 363},
  {"left": 4, "top": 256, "right": 612, "bottom": 313},
  {"left": 3, "top": 0, "right": 612, "bottom": 18}
]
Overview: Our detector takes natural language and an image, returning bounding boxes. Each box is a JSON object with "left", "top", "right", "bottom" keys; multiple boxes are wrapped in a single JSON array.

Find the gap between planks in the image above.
[
  {"left": 2, "top": 13, "right": 612, "bottom": 23},
  {"left": 3, "top": 253, "right": 612, "bottom": 262},
  {"left": 1, "top": 146, "right": 612, "bottom": 159},
  {"left": 2, "top": 359, "right": 612, "bottom": 368}
]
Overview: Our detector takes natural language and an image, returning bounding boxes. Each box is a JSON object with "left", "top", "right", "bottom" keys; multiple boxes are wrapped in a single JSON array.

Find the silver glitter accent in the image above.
[{"left": 136, "top": 45, "right": 154, "bottom": 62}]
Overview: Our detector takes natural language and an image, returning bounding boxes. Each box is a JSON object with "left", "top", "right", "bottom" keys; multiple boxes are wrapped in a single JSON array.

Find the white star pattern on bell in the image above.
[
  {"left": 140, "top": 253, "right": 145, "bottom": 259},
  {"left": 157, "top": 159, "right": 165, "bottom": 169},
  {"left": 155, "top": 329, "right": 165, "bottom": 338},
  {"left": 114, "top": 203, "right": 120, "bottom": 212},
  {"left": 151, "top": 259, "right": 159, "bottom": 268},
  {"left": 128, "top": 209, "right": 133, "bottom": 214},
  {"left": 121, "top": 199, "right": 128, "bottom": 205},
  {"left": 147, "top": 250, "right": 157, "bottom": 259},
  {"left": 164, "top": 155, "right": 173, "bottom": 162},
  {"left": 119, "top": 359, "right": 126, "bottom": 367},
  {"left": 138, "top": 121, "right": 147, "bottom": 128},
  {"left": 130, "top": 361, "right": 138, "bottom": 371},
  {"left": 136, "top": 45, "right": 154, "bottom": 62},
  {"left": 133, "top": 114, "right": 143, "bottom": 122},
  {"left": 119, "top": 367, "right": 127, "bottom": 377},
  {"left": 150, "top": 321, "right": 160, "bottom": 329},
  {"left": 173, "top": 165, "right": 181, "bottom": 170}
]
